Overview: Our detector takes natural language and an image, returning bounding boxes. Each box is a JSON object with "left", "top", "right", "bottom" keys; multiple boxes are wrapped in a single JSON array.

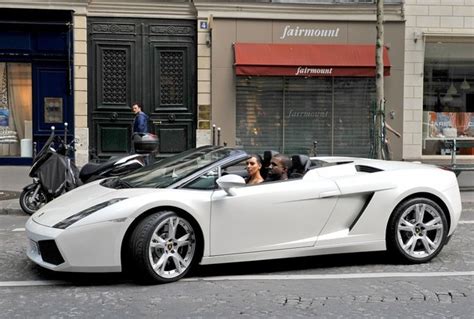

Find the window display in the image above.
[
  {"left": 423, "top": 40, "right": 474, "bottom": 156},
  {"left": 0, "top": 63, "right": 33, "bottom": 157}
]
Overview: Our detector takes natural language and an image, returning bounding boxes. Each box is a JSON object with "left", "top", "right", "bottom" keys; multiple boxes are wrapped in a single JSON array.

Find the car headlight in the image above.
[{"left": 53, "top": 198, "right": 127, "bottom": 229}]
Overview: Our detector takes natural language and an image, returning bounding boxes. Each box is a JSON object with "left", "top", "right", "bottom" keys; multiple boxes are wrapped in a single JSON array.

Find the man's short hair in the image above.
[{"left": 273, "top": 154, "right": 291, "bottom": 170}]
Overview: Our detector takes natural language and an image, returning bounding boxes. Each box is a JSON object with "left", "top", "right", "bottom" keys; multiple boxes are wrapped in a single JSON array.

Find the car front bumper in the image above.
[{"left": 25, "top": 217, "right": 126, "bottom": 273}]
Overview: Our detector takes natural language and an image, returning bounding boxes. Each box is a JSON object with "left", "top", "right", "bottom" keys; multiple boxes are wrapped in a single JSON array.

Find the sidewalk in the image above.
[{"left": 0, "top": 165, "right": 473, "bottom": 215}]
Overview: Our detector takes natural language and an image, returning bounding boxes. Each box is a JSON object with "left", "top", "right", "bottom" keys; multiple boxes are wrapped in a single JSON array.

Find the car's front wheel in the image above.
[
  {"left": 387, "top": 197, "right": 448, "bottom": 263},
  {"left": 128, "top": 211, "right": 198, "bottom": 284}
]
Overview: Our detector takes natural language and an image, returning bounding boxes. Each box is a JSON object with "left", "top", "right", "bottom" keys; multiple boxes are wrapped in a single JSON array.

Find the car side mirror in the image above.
[{"left": 216, "top": 174, "right": 246, "bottom": 196}]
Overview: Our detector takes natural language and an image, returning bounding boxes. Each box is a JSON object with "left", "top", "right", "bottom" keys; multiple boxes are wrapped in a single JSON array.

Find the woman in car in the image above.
[{"left": 245, "top": 154, "right": 264, "bottom": 185}]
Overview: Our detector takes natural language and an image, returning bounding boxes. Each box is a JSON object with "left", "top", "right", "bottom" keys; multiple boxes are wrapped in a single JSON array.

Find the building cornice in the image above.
[
  {"left": 0, "top": 1, "right": 196, "bottom": 19},
  {"left": 0, "top": 1, "right": 405, "bottom": 22},
  {"left": 0, "top": 0, "right": 88, "bottom": 14},
  {"left": 194, "top": 2, "right": 405, "bottom": 22},
  {"left": 86, "top": 0, "right": 196, "bottom": 19}
]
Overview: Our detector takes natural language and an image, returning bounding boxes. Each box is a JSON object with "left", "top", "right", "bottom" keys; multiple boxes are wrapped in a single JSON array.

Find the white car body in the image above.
[{"left": 25, "top": 147, "right": 462, "bottom": 282}]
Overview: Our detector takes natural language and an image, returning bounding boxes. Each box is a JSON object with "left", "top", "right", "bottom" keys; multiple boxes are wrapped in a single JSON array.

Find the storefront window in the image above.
[
  {"left": 0, "top": 63, "right": 33, "bottom": 157},
  {"left": 236, "top": 76, "right": 375, "bottom": 156},
  {"left": 422, "top": 40, "right": 474, "bottom": 156}
]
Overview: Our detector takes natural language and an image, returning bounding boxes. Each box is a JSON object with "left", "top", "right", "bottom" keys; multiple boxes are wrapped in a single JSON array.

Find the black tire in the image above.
[
  {"left": 386, "top": 197, "right": 448, "bottom": 264},
  {"left": 19, "top": 185, "right": 48, "bottom": 215},
  {"left": 128, "top": 211, "right": 199, "bottom": 284}
]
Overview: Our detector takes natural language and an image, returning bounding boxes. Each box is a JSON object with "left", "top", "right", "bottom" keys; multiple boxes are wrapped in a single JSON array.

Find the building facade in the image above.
[
  {"left": 195, "top": 0, "right": 405, "bottom": 158},
  {"left": 0, "top": 0, "right": 406, "bottom": 166},
  {"left": 0, "top": 0, "right": 196, "bottom": 166},
  {"left": 403, "top": 0, "right": 474, "bottom": 164}
]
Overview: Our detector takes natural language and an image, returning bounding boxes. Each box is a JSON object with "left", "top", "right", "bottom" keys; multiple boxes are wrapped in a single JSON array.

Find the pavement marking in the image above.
[
  {"left": 184, "top": 271, "right": 474, "bottom": 282},
  {"left": 0, "top": 280, "right": 65, "bottom": 287},
  {"left": 2, "top": 271, "right": 472, "bottom": 287},
  {"left": 12, "top": 228, "right": 25, "bottom": 232}
]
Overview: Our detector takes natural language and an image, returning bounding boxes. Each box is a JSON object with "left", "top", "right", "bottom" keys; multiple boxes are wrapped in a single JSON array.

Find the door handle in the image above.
[{"left": 110, "top": 112, "right": 118, "bottom": 121}]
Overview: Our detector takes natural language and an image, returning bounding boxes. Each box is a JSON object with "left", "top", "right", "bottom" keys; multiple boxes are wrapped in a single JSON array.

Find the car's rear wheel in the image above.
[
  {"left": 128, "top": 211, "right": 198, "bottom": 283},
  {"left": 387, "top": 197, "right": 448, "bottom": 263}
]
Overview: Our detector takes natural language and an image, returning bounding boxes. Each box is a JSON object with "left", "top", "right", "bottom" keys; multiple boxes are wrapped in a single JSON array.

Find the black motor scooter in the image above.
[{"left": 19, "top": 124, "right": 147, "bottom": 215}]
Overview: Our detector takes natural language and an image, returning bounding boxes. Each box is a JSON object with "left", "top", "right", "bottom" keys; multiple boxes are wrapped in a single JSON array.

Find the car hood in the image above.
[{"left": 31, "top": 180, "right": 156, "bottom": 227}]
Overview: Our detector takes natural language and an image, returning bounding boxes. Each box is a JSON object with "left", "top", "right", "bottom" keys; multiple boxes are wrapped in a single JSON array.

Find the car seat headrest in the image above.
[
  {"left": 292, "top": 154, "right": 310, "bottom": 170},
  {"left": 263, "top": 150, "right": 279, "bottom": 165}
]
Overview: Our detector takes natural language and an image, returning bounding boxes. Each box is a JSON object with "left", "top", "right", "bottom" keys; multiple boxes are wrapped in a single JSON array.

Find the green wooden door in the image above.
[{"left": 88, "top": 18, "right": 196, "bottom": 159}]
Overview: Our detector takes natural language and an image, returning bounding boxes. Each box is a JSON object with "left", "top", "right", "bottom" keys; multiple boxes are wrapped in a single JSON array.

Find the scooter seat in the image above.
[{"left": 79, "top": 159, "right": 118, "bottom": 181}]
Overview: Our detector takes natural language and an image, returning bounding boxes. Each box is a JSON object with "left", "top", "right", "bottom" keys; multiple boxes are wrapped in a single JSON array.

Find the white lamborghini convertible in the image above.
[{"left": 26, "top": 146, "right": 462, "bottom": 283}]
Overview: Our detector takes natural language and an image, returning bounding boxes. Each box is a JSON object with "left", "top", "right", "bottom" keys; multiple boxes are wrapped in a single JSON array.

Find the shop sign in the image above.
[
  {"left": 295, "top": 66, "right": 333, "bottom": 76},
  {"left": 280, "top": 25, "right": 340, "bottom": 40},
  {"left": 44, "top": 97, "right": 63, "bottom": 123},
  {"left": 425, "top": 111, "right": 474, "bottom": 138},
  {"left": 287, "top": 109, "right": 329, "bottom": 119}
]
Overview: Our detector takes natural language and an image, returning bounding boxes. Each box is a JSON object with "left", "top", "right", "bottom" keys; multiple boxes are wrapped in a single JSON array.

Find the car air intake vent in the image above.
[
  {"left": 38, "top": 240, "right": 65, "bottom": 265},
  {"left": 355, "top": 165, "right": 383, "bottom": 173}
]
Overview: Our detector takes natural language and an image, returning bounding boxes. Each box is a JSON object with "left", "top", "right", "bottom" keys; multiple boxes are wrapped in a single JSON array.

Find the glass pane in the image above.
[
  {"left": 0, "top": 63, "right": 33, "bottom": 157},
  {"left": 423, "top": 41, "right": 474, "bottom": 156}
]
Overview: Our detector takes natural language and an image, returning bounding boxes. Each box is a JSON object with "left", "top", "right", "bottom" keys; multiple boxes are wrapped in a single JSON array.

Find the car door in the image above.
[{"left": 210, "top": 177, "right": 340, "bottom": 256}]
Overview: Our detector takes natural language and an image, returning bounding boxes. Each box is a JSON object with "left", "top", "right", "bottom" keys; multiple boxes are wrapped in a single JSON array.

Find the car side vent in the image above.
[
  {"left": 38, "top": 240, "right": 65, "bottom": 265},
  {"left": 355, "top": 165, "right": 383, "bottom": 173}
]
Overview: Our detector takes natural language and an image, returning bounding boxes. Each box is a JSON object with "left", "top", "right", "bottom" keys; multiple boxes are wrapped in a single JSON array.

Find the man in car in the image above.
[{"left": 267, "top": 154, "right": 291, "bottom": 181}]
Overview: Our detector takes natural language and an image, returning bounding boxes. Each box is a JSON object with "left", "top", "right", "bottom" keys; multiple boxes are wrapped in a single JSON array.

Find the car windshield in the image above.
[{"left": 112, "top": 146, "right": 238, "bottom": 188}]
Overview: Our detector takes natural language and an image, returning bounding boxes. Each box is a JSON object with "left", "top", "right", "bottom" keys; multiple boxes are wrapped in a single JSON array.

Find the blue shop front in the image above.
[{"left": 0, "top": 8, "right": 74, "bottom": 165}]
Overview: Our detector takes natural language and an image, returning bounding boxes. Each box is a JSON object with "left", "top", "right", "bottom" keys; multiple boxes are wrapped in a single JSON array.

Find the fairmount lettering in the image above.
[
  {"left": 280, "top": 25, "right": 340, "bottom": 39},
  {"left": 288, "top": 109, "right": 329, "bottom": 119},
  {"left": 296, "top": 67, "right": 333, "bottom": 76}
]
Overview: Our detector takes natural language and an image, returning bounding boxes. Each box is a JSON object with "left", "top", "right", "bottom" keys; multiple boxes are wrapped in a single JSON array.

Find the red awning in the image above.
[{"left": 234, "top": 43, "right": 391, "bottom": 77}]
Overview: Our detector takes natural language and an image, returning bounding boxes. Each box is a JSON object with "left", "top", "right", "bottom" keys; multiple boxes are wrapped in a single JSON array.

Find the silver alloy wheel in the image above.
[
  {"left": 148, "top": 216, "right": 196, "bottom": 279},
  {"left": 396, "top": 202, "right": 444, "bottom": 259}
]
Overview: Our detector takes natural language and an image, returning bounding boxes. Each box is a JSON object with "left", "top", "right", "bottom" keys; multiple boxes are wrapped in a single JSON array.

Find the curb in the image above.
[{"left": 0, "top": 199, "right": 25, "bottom": 216}]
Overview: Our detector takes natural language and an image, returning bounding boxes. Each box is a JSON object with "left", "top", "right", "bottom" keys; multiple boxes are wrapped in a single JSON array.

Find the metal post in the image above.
[
  {"left": 217, "top": 127, "right": 221, "bottom": 146},
  {"left": 212, "top": 124, "right": 216, "bottom": 146},
  {"left": 64, "top": 122, "right": 68, "bottom": 144}
]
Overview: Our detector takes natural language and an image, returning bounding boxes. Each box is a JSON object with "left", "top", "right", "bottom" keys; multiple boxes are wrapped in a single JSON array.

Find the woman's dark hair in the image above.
[{"left": 248, "top": 154, "right": 262, "bottom": 166}]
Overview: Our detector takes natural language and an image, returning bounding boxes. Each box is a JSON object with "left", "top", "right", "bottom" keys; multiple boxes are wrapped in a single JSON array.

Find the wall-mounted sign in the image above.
[
  {"left": 280, "top": 25, "right": 340, "bottom": 40},
  {"left": 44, "top": 97, "right": 63, "bottom": 123},
  {"left": 200, "top": 21, "right": 208, "bottom": 30},
  {"left": 295, "top": 66, "right": 333, "bottom": 76}
]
